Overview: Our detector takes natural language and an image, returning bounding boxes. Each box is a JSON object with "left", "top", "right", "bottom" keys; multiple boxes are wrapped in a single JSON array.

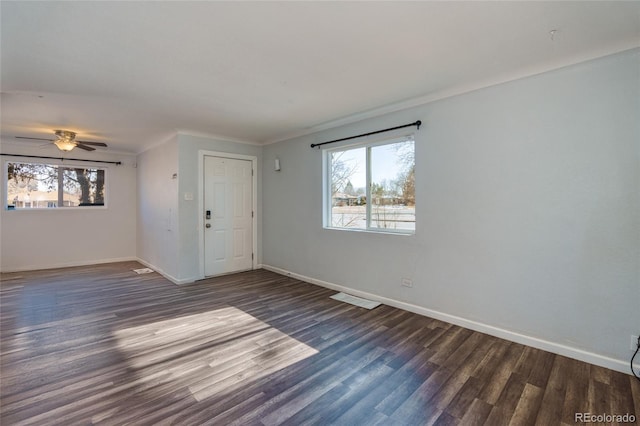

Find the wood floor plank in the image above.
[
  {"left": 295, "top": 357, "right": 394, "bottom": 426},
  {"left": 1, "top": 262, "right": 637, "bottom": 425},
  {"left": 610, "top": 371, "right": 636, "bottom": 423},
  {"left": 483, "top": 372, "right": 527, "bottom": 426},
  {"left": 459, "top": 397, "right": 494, "bottom": 425},
  {"left": 444, "top": 375, "right": 486, "bottom": 420},
  {"left": 477, "top": 342, "right": 525, "bottom": 405},
  {"left": 534, "top": 355, "right": 569, "bottom": 426},
  {"left": 630, "top": 374, "right": 640, "bottom": 420},
  {"left": 561, "top": 357, "right": 590, "bottom": 421},
  {"left": 507, "top": 383, "right": 544, "bottom": 426},
  {"left": 591, "top": 378, "right": 613, "bottom": 420}
]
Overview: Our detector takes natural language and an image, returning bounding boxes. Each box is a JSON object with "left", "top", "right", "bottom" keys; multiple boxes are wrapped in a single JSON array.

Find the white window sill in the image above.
[{"left": 323, "top": 226, "right": 415, "bottom": 236}]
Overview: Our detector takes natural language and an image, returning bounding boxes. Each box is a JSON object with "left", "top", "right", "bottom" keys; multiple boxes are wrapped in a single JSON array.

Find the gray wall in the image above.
[
  {"left": 1, "top": 142, "right": 137, "bottom": 272},
  {"left": 262, "top": 49, "right": 640, "bottom": 371},
  {"left": 136, "top": 136, "right": 180, "bottom": 280}
]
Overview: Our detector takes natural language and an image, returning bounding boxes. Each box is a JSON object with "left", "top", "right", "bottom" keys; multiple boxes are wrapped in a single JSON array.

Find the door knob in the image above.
[{"left": 205, "top": 223, "right": 211, "bottom": 228}]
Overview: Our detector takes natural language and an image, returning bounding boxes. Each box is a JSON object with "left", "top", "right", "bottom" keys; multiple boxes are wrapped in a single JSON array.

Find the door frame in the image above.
[{"left": 198, "top": 150, "right": 258, "bottom": 279}]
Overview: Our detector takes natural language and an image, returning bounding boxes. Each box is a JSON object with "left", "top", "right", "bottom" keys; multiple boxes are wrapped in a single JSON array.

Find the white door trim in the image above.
[{"left": 198, "top": 150, "right": 258, "bottom": 279}]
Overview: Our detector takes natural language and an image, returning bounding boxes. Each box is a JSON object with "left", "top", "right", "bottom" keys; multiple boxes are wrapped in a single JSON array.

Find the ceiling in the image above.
[{"left": 1, "top": 1, "right": 639, "bottom": 154}]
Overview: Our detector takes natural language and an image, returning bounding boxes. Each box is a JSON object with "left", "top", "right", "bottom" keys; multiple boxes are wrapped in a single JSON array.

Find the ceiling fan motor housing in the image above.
[{"left": 55, "top": 130, "right": 76, "bottom": 141}]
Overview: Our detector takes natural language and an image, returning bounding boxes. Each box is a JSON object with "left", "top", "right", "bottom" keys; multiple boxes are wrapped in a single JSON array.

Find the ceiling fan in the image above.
[{"left": 15, "top": 130, "right": 108, "bottom": 152}]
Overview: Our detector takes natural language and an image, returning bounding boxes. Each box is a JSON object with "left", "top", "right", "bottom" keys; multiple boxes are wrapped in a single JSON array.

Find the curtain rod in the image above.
[
  {"left": 0, "top": 153, "right": 122, "bottom": 165},
  {"left": 310, "top": 120, "right": 421, "bottom": 149}
]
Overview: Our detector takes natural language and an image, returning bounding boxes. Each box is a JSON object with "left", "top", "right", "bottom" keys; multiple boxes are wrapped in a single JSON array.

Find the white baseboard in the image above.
[
  {"left": 261, "top": 264, "right": 630, "bottom": 375},
  {"left": 135, "top": 258, "right": 196, "bottom": 285},
  {"left": 0, "top": 257, "right": 138, "bottom": 273}
]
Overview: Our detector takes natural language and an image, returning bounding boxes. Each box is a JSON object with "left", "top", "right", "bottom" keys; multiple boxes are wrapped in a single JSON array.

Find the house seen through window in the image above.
[
  {"left": 325, "top": 136, "right": 415, "bottom": 233},
  {"left": 6, "top": 162, "right": 106, "bottom": 209}
]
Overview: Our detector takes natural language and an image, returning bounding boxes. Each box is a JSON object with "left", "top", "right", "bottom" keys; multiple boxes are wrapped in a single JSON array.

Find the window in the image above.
[
  {"left": 324, "top": 136, "right": 415, "bottom": 233},
  {"left": 6, "top": 162, "right": 106, "bottom": 209}
]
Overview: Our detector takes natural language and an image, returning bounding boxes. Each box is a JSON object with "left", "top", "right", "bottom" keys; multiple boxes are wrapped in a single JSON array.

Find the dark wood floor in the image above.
[{"left": 1, "top": 262, "right": 638, "bottom": 425}]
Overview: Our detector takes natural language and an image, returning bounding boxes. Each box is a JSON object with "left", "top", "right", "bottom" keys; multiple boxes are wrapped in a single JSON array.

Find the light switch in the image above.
[{"left": 184, "top": 192, "right": 193, "bottom": 201}]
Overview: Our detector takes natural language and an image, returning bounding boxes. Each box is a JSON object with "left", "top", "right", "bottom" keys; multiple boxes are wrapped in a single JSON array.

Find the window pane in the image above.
[
  {"left": 370, "top": 140, "right": 415, "bottom": 231},
  {"left": 62, "top": 168, "right": 105, "bottom": 206},
  {"left": 7, "top": 163, "right": 59, "bottom": 208},
  {"left": 330, "top": 147, "right": 366, "bottom": 229},
  {"left": 6, "top": 162, "right": 106, "bottom": 209}
]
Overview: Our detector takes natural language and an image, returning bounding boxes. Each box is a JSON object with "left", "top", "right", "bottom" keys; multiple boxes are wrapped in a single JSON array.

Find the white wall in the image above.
[
  {"left": 0, "top": 142, "right": 137, "bottom": 271},
  {"left": 176, "top": 133, "right": 262, "bottom": 282},
  {"left": 136, "top": 136, "right": 180, "bottom": 281},
  {"left": 262, "top": 49, "right": 640, "bottom": 373}
]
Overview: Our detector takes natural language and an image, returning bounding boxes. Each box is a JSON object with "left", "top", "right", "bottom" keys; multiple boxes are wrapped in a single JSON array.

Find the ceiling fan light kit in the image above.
[
  {"left": 53, "top": 139, "right": 76, "bottom": 151},
  {"left": 54, "top": 130, "right": 77, "bottom": 151}
]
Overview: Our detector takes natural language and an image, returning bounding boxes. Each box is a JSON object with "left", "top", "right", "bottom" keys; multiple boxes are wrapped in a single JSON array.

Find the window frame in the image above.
[
  {"left": 323, "top": 134, "right": 415, "bottom": 235},
  {"left": 4, "top": 158, "right": 109, "bottom": 211}
]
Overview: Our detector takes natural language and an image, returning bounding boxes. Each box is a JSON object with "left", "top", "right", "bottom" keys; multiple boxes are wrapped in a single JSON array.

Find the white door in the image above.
[{"left": 204, "top": 156, "right": 253, "bottom": 276}]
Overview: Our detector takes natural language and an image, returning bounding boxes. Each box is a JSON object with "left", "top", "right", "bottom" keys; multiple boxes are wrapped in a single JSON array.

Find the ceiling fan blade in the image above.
[
  {"left": 76, "top": 141, "right": 107, "bottom": 147},
  {"left": 15, "top": 136, "right": 55, "bottom": 141},
  {"left": 75, "top": 144, "right": 96, "bottom": 151}
]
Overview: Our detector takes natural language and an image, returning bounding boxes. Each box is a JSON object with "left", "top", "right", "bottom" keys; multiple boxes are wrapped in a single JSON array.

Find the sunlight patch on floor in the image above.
[{"left": 113, "top": 306, "right": 318, "bottom": 402}]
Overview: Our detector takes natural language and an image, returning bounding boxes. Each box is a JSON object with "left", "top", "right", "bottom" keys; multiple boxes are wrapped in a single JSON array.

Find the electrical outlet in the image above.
[
  {"left": 632, "top": 335, "right": 639, "bottom": 351},
  {"left": 401, "top": 277, "right": 413, "bottom": 288}
]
